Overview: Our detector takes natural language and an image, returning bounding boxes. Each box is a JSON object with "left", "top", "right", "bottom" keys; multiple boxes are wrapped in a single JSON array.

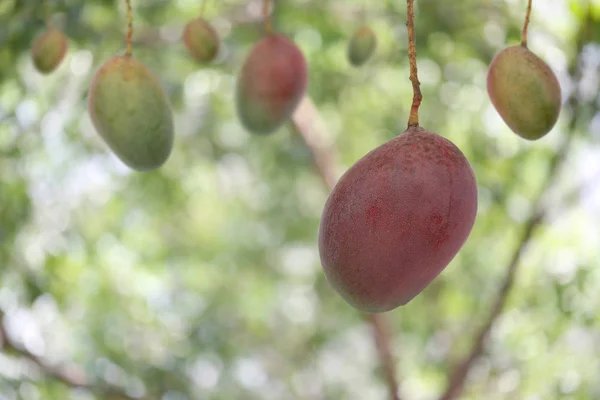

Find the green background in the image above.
[{"left": 1, "top": 0, "right": 600, "bottom": 399}]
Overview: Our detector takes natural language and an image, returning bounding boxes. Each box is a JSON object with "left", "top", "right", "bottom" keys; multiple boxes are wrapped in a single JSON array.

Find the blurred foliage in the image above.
[{"left": 1, "top": 0, "right": 600, "bottom": 399}]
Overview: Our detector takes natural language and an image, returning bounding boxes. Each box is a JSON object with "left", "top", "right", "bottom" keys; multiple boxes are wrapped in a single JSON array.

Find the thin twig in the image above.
[
  {"left": 0, "top": 311, "right": 152, "bottom": 399},
  {"left": 439, "top": 132, "right": 574, "bottom": 400},
  {"left": 438, "top": 59, "right": 585, "bottom": 400},
  {"left": 199, "top": 0, "right": 208, "bottom": 17},
  {"left": 291, "top": 97, "right": 401, "bottom": 400},
  {"left": 406, "top": 0, "right": 422, "bottom": 128},
  {"left": 44, "top": 0, "right": 52, "bottom": 28},
  {"left": 125, "top": 0, "right": 133, "bottom": 56},
  {"left": 262, "top": 0, "right": 273, "bottom": 34},
  {"left": 521, "top": 0, "right": 533, "bottom": 47}
]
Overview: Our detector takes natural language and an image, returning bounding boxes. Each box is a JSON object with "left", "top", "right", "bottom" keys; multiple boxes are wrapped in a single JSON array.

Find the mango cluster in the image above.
[{"left": 31, "top": 5, "right": 565, "bottom": 316}]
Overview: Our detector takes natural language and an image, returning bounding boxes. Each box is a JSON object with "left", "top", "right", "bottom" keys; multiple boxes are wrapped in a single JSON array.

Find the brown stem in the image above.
[
  {"left": 291, "top": 97, "right": 401, "bottom": 400},
  {"left": 406, "top": 0, "right": 422, "bottom": 128},
  {"left": 44, "top": 0, "right": 52, "bottom": 28},
  {"left": 125, "top": 0, "right": 133, "bottom": 56},
  {"left": 0, "top": 311, "right": 153, "bottom": 399},
  {"left": 367, "top": 314, "right": 401, "bottom": 400},
  {"left": 262, "top": 0, "right": 273, "bottom": 34},
  {"left": 438, "top": 85, "right": 581, "bottom": 400},
  {"left": 521, "top": 0, "right": 533, "bottom": 47},
  {"left": 200, "top": 0, "right": 208, "bottom": 17},
  {"left": 439, "top": 132, "right": 574, "bottom": 400}
]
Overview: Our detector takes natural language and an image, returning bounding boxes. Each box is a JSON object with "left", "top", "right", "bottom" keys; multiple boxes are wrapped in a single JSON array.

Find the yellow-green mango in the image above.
[
  {"left": 31, "top": 28, "right": 68, "bottom": 74},
  {"left": 487, "top": 45, "right": 561, "bottom": 140},
  {"left": 88, "top": 55, "right": 174, "bottom": 171},
  {"left": 347, "top": 26, "right": 377, "bottom": 67},
  {"left": 183, "top": 18, "right": 219, "bottom": 64}
]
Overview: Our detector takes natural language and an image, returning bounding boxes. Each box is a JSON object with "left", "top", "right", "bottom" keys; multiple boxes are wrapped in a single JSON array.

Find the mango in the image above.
[
  {"left": 487, "top": 45, "right": 561, "bottom": 140},
  {"left": 347, "top": 26, "right": 377, "bottom": 67},
  {"left": 318, "top": 127, "right": 478, "bottom": 313},
  {"left": 88, "top": 55, "right": 174, "bottom": 171},
  {"left": 183, "top": 18, "right": 219, "bottom": 63},
  {"left": 31, "top": 28, "right": 68, "bottom": 74},
  {"left": 236, "top": 34, "right": 308, "bottom": 135}
]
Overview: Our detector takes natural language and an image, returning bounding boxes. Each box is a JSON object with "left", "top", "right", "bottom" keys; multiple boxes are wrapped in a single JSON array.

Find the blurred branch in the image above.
[
  {"left": 438, "top": 28, "right": 590, "bottom": 400},
  {"left": 291, "top": 97, "right": 400, "bottom": 400},
  {"left": 0, "top": 311, "right": 153, "bottom": 400}
]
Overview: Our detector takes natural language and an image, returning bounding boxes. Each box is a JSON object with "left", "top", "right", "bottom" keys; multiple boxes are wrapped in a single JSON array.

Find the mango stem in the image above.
[
  {"left": 262, "top": 0, "right": 273, "bottom": 34},
  {"left": 200, "top": 0, "right": 208, "bottom": 18},
  {"left": 406, "top": 0, "right": 422, "bottom": 128},
  {"left": 125, "top": 0, "right": 133, "bottom": 56},
  {"left": 521, "top": 0, "right": 533, "bottom": 47}
]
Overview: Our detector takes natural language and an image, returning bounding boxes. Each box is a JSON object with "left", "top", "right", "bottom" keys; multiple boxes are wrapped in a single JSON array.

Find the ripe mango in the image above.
[
  {"left": 183, "top": 18, "right": 219, "bottom": 63},
  {"left": 31, "top": 28, "right": 68, "bottom": 74},
  {"left": 88, "top": 55, "right": 174, "bottom": 171},
  {"left": 236, "top": 34, "right": 308, "bottom": 135},
  {"left": 487, "top": 45, "right": 561, "bottom": 140},
  {"left": 347, "top": 26, "right": 377, "bottom": 67},
  {"left": 318, "top": 127, "right": 478, "bottom": 313}
]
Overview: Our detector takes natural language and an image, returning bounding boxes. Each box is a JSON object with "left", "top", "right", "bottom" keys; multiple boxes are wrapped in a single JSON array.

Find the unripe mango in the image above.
[
  {"left": 183, "top": 18, "right": 219, "bottom": 63},
  {"left": 487, "top": 45, "right": 561, "bottom": 140},
  {"left": 31, "top": 28, "right": 68, "bottom": 74},
  {"left": 318, "top": 127, "right": 478, "bottom": 313},
  {"left": 347, "top": 26, "right": 377, "bottom": 67},
  {"left": 88, "top": 55, "right": 174, "bottom": 171},
  {"left": 236, "top": 34, "right": 308, "bottom": 135}
]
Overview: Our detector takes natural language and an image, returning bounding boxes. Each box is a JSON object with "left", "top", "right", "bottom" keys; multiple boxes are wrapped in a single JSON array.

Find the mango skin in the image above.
[
  {"left": 318, "top": 127, "right": 478, "bottom": 313},
  {"left": 88, "top": 55, "right": 174, "bottom": 171},
  {"left": 347, "top": 26, "right": 377, "bottom": 67},
  {"left": 236, "top": 34, "right": 308, "bottom": 135},
  {"left": 183, "top": 18, "right": 219, "bottom": 63},
  {"left": 487, "top": 45, "right": 561, "bottom": 140},
  {"left": 31, "top": 28, "right": 68, "bottom": 74}
]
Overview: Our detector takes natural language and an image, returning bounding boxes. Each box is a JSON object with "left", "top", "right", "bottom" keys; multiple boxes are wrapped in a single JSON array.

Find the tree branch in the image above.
[
  {"left": 291, "top": 96, "right": 400, "bottom": 400},
  {"left": 0, "top": 311, "right": 153, "bottom": 399},
  {"left": 438, "top": 45, "right": 586, "bottom": 400}
]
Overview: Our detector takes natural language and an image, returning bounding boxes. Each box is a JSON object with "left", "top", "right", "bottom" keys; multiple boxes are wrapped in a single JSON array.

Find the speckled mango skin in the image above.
[
  {"left": 236, "top": 34, "right": 308, "bottom": 135},
  {"left": 347, "top": 26, "right": 377, "bottom": 67},
  {"left": 88, "top": 55, "right": 174, "bottom": 171},
  {"left": 487, "top": 45, "right": 561, "bottom": 140},
  {"left": 183, "top": 18, "right": 219, "bottom": 63},
  {"left": 318, "top": 127, "right": 478, "bottom": 313},
  {"left": 31, "top": 28, "right": 68, "bottom": 74}
]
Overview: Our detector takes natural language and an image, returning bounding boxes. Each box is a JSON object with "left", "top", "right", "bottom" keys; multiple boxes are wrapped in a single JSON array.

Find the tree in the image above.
[{"left": 1, "top": 0, "right": 599, "bottom": 399}]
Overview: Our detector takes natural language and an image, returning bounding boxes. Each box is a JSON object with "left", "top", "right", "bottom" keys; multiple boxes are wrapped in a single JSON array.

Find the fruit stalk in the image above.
[
  {"left": 125, "top": 0, "right": 133, "bottom": 56},
  {"left": 291, "top": 98, "right": 401, "bottom": 400},
  {"left": 262, "top": 0, "right": 273, "bottom": 34},
  {"left": 200, "top": 0, "right": 207, "bottom": 17},
  {"left": 406, "top": 0, "right": 422, "bottom": 128},
  {"left": 44, "top": 0, "right": 51, "bottom": 27},
  {"left": 521, "top": 0, "right": 533, "bottom": 47}
]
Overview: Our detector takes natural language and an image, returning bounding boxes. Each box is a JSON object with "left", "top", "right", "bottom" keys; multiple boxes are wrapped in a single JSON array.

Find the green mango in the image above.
[
  {"left": 88, "top": 55, "right": 174, "bottom": 171},
  {"left": 487, "top": 45, "right": 561, "bottom": 140},
  {"left": 347, "top": 26, "right": 377, "bottom": 67},
  {"left": 31, "top": 28, "right": 68, "bottom": 74},
  {"left": 183, "top": 18, "right": 219, "bottom": 64},
  {"left": 236, "top": 34, "right": 308, "bottom": 135}
]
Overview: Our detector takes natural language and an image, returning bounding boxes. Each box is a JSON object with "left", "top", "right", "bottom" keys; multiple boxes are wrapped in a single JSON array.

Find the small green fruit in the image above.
[
  {"left": 183, "top": 18, "right": 219, "bottom": 63},
  {"left": 236, "top": 33, "right": 308, "bottom": 135},
  {"left": 88, "top": 55, "right": 174, "bottom": 171},
  {"left": 31, "top": 28, "right": 68, "bottom": 74},
  {"left": 347, "top": 26, "right": 377, "bottom": 67},
  {"left": 487, "top": 45, "right": 561, "bottom": 140}
]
